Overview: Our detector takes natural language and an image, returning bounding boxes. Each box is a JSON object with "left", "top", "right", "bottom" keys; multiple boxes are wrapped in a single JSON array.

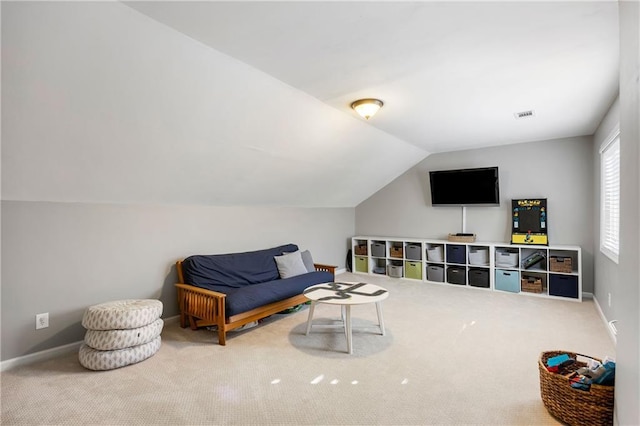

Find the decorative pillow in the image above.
[
  {"left": 274, "top": 251, "right": 308, "bottom": 278},
  {"left": 300, "top": 250, "right": 316, "bottom": 273}
]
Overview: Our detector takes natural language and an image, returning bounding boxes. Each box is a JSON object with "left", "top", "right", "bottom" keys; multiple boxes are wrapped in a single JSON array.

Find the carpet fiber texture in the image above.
[{"left": 1, "top": 272, "right": 615, "bottom": 425}]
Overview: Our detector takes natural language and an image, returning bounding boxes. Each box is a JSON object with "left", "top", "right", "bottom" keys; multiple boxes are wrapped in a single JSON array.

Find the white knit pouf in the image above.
[
  {"left": 84, "top": 318, "right": 164, "bottom": 351},
  {"left": 79, "top": 336, "right": 161, "bottom": 371},
  {"left": 80, "top": 299, "right": 163, "bottom": 371},
  {"left": 82, "top": 299, "right": 163, "bottom": 331}
]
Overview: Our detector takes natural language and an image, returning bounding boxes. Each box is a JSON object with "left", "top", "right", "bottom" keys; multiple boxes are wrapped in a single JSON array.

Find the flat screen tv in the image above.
[{"left": 429, "top": 166, "right": 500, "bottom": 206}]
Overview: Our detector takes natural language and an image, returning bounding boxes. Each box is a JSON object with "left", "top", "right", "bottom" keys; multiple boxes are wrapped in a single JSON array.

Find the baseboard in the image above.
[
  {"left": 593, "top": 295, "right": 617, "bottom": 345},
  {"left": 0, "top": 340, "right": 83, "bottom": 372},
  {"left": 335, "top": 268, "right": 347, "bottom": 275},
  {"left": 0, "top": 315, "right": 181, "bottom": 372},
  {"left": 163, "top": 315, "right": 180, "bottom": 325}
]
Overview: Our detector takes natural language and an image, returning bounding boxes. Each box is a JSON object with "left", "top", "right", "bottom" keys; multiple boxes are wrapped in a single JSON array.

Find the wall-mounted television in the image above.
[{"left": 429, "top": 166, "right": 500, "bottom": 206}]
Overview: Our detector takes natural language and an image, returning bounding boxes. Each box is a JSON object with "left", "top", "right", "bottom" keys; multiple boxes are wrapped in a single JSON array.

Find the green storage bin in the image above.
[
  {"left": 355, "top": 256, "right": 368, "bottom": 273},
  {"left": 405, "top": 261, "right": 423, "bottom": 280}
]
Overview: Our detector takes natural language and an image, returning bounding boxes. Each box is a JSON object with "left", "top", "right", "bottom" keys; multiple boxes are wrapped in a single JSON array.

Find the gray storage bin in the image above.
[
  {"left": 387, "top": 264, "right": 403, "bottom": 278},
  {"left": 371, "top": 242, "right": 386, "bottom": 258},
  {"left": 405, "top": 244, "right": 422, "bottom": 260},
  {"left": 468, "top": 248, "right": 489, "bottom": 265},
  {"left": 496, "top": 251, "right": 518, "bottom": 268},
  {"left": 427, "top": 264, "right": 444, "bottom": 282},
  {"left": 373, "top": 266, "right": 386, "bottom": 274}
]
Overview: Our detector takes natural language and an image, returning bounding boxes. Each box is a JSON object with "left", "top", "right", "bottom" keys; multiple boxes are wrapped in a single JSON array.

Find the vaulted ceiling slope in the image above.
[
  {"left": 125, "top": 1, "right": 619, "bottom": 153},
  {"left": 2, "top": 1, "right": 426, "bottom": 208}
]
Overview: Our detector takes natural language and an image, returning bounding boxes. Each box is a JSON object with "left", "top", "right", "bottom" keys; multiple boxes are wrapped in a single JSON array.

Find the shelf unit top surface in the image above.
[{"left": 353, "top": 236, "right": 580, "bottom": 251}]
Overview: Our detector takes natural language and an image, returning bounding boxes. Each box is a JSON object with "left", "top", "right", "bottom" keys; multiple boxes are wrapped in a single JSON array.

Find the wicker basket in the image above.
[
  {"left": 389, "top": 247, "right": 403, "bottom": 258},
  {"left": 538, "top": 351, "right": 614, "bottom": 426},
  {"left": 550, "top": 256, "right": 573, "bottom": 273},
  {"left": 521, "top": 277, "right": 543, "bottom": 293},
  {"left": 447, "top": 233, "right": 476, "bottom": 243},
  {"left": 354, "top": 245, "right": 368, "bottom": 256}
]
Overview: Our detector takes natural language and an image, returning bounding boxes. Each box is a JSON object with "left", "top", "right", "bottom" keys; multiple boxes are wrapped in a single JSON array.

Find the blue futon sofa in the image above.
[{"left": 176, "top": 243, "right": 336, "bottom": 345}]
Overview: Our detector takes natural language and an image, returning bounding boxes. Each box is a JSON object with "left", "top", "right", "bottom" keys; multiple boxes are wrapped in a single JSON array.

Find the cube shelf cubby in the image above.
[{"left": 351, "top": 236, "right": 581, "bottom": 302}]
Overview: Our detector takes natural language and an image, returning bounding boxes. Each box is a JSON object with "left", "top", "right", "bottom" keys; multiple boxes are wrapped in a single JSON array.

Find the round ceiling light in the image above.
[{"left": 351, "top": 98, "right": 384, "bottom": 120}]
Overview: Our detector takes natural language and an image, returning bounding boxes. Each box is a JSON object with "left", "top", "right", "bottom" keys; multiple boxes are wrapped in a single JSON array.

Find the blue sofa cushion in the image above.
[
  {"left": 182, "top": 244, "right": 299, "bottom": 289},
  {"left": 221, "top": 271, "right": 334, "bottom": 317}
]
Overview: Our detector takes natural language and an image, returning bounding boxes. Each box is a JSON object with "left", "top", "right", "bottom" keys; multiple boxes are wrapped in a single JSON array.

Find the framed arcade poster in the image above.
[{"left": 511, "top": 199, "right": 548, "bottom": 245}]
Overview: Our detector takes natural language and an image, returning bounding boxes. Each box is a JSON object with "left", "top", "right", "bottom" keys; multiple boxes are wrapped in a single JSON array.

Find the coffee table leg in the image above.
[
  {"left": 345, "top": 305, "right": 353, "bottom": 354},
  {"left": 376, "top": 301, "right": 386, "bottom": 336},
  {"left": 305, "top": 301, "right": 316, "bottom": 335}
]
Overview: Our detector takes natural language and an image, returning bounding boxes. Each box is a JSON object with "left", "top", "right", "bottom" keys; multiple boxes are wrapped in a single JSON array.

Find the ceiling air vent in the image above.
[{"left": 514, "top": 110, "right": 535, "bottom": 119}]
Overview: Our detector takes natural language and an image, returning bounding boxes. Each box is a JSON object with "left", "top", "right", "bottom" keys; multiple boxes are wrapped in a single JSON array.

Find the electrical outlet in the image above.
[
  {"left": 608, "top": 293, "right": 612, "bottom": 308},
  {"left": 36, "top": 313, "right": 49, "bottom": 330}
]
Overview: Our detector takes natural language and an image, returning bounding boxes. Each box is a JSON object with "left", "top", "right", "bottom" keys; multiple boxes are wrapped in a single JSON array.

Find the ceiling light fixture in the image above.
[{"left": 351, "top": 98, "right": 384, "bottom": 120}]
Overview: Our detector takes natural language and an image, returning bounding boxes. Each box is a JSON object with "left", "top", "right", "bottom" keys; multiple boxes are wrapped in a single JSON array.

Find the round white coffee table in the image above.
[{"left": 303, "top": 282, "right": 388, "bottom": 354}]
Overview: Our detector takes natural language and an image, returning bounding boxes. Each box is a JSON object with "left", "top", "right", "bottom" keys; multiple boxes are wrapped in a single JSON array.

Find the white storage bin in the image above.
[
  {"left": 387, "top": 264, "right": 403, "bottom": 278},
  {"left": 468, "top": 248, "right": 489, "bottom": 265},
  {"left": 496, "top": 251, "right": 518, "bottom": 268},
  {"left": 427, "top": 246, "right": 444, "bottom": 262}
]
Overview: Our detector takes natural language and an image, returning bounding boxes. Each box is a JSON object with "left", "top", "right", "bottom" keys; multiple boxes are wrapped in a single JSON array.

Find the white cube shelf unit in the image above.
[{"left": 351, "top": 236, "right": 582, "bottom": 302}]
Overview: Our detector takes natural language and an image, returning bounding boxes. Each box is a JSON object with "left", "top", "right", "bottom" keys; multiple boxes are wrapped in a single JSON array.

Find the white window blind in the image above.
[{"left": 600, "top": 130, "right": 620, "bottom": 263}]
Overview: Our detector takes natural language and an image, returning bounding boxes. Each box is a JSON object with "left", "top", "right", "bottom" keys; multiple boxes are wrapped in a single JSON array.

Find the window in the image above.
[{"left": 600, "top": 128, "right": 620, "bottom": 263}]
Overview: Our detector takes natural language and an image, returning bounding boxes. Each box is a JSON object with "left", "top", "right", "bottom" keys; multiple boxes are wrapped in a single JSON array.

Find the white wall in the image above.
[
  {"left": 1, "top": 201, "right": 353, "bottom": 361},
  {"left": 611, "top": 1, "right": 640, "bottom": 423},
  {"left": 356, "top": 136, "right": 595, "bottom": 292},
  {"left": 0, "top": 1, "right": 365, "bottom": 361}
]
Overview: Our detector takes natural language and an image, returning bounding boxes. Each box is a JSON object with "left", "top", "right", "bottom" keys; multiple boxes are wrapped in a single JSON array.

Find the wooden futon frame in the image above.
[{"left": 175, "top": 261, "right": 336, "bottom": 345}]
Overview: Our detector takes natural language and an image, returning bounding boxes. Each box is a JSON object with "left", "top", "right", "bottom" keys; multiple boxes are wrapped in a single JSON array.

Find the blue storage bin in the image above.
[
  {"left": 495, "top": 269, "right": 519, "bottom": 293},
  {"left": 549, "top": 274, "right": 579, "bottom": 299},
  {"left": 446, "top": 245, "right": 466, "bottom": 264}
]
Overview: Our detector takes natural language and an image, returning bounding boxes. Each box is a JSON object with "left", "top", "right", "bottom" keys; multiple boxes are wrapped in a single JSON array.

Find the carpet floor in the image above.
[{"left": 1, "top": 272, "right": 615, "bottom": 425}]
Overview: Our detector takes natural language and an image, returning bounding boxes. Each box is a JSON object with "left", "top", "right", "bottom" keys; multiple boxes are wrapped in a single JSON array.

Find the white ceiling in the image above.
[
  {"left": 125, "top": 1, "right": 620, "bottom": 154},
  {"left": 3, "top": 1, "right": 429, "bottom": 208}
]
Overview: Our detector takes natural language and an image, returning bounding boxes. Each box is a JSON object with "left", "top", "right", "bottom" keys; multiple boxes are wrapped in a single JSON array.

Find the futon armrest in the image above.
[
  {"left": 175, "top": 283, "right": 226, "bottom": 299},
  {"left": 314, "top": 263, "right": 337, "bottom": 275},
  {"left": 174, "top": 283, "right": 227, "bottom": 335}
]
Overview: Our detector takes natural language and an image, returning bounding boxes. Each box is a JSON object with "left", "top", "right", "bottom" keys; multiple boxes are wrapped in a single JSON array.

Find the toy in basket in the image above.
[{"left": 538, "top": 351, "right": 615, "bottom": 426}]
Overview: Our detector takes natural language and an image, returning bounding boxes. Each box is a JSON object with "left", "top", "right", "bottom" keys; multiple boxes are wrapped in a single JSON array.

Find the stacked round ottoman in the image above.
[{"left": 79, "top": 299, "right": 163, "bottom": 371}]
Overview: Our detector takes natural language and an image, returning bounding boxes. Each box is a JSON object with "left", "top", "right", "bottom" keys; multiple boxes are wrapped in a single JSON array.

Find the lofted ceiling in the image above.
[
  {"left": 125, "top": 1, "right": 620, "bottom": 154},
  {"left": 2, "top": 1, "right": 620, "bottom": 209}
]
